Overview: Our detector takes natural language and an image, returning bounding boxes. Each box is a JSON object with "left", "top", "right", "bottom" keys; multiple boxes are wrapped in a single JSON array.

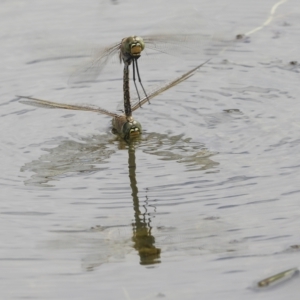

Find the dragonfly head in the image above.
[
  {"left": 122, "top": 36, "right": 145, "bottom": 57},
  {"left": 121, "top": 119, "right": 142, "bottom": 139}
]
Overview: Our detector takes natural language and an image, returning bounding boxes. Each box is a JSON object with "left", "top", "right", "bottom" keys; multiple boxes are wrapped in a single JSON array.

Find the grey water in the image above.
[{"left": 1, "top": 0, "right": 300, "bottom": 299}]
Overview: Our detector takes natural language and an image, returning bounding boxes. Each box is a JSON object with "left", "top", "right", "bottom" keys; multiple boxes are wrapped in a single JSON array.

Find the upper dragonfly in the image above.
[
  {"left": 19, "top": 62, "right": 207, "bottom": 140},
  {"left": 70, "top": 34, "right": 228, "bottom": 105},
  {"left": 118, "top": 36, "right": 148, "bottom": 104}
]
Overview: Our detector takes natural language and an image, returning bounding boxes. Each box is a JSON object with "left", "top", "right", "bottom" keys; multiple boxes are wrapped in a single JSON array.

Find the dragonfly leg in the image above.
[
  {"left": 132, "top": 59, "right": 142, "bottom": 107},
  {"left": 135, "top": 58, "right": 150, "bottom": 105}
]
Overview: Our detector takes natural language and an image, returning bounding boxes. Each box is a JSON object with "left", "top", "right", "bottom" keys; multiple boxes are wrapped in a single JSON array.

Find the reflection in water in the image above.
[
  {"left": 21, "top": 133, "right": 218, "bottom": 186},
  {"left": 141, "top": 133, "right": 218, "bottom": 172},
  {"left": 128, "top": 143, "right": 161, "bottom": 265},
  {"left": 22, "top": 133, "right": 218, "bottom": 267},
  {"left": 21, "top": 134, "right": 116, "bottom": 187}
]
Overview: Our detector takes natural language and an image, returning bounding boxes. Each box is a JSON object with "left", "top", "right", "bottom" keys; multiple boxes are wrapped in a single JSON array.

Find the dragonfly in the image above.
[
  {"left": 19, "top": 62, "right": 208, "bottom": 140},
  {"left": 70, "top": 33, "right": 227, "bottom": 106}
]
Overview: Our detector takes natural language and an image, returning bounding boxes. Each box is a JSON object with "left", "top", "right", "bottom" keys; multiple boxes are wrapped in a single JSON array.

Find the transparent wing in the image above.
[
  {"left": 18, "top": 96, "right": 118, "bottom": 118},
  {"left": 69, "top": 42, "right": 121, "bottom": 83},
  {"left": 19, "top": 61, "right": 208, "bottom": 117},
  {"left": 143, "top": 34, "right": 235, "bottom": 57},
  {"left": 69, "top": 33, "right": 235, "bottom": 84},
  {"left": 131, "top": 60, "right": 210, "bottom": 112}
]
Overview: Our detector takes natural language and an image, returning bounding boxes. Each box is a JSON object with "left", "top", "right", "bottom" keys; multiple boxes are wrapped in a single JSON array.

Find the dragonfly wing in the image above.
[
  {"left": 18, "top": 96, "right": 118, "bottom": 118},
  {"left": 143, "top": 34, "right": 235, "bottom": 57},
  {"left": 131, "top": 61, "right": 209, "bottom": 111},
  {"left": 69, "top": 42, "right": 121, "bottom": 83}
]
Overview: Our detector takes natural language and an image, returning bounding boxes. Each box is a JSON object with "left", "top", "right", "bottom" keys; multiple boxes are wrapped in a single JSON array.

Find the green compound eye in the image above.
[
  {"left": 134, "top": 36, "right": 145, "bottom": 51},
  {"left": 124, "top": 36, "right": 145, "bottom": 56},
  {"left": 122, "top": 120, "right": 142, "bottom": 139}
]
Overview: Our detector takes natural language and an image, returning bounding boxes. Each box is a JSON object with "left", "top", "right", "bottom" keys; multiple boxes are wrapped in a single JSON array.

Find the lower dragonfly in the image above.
[{"left": 19, "top": 62, "right": 207, "bottom": 140}]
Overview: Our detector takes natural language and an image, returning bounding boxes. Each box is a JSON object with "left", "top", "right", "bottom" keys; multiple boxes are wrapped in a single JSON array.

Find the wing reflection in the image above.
[
  {"left": 21, "top": 134, "right": 116, "bottom": 187},
  {"left": 21, "top": 133, "right": 218, "bottom": 187}
]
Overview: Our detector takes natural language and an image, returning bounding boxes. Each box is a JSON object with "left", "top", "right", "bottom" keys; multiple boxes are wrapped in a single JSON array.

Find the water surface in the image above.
[{"left": 1, "top": 0, "right": 300, "bottom": 299}]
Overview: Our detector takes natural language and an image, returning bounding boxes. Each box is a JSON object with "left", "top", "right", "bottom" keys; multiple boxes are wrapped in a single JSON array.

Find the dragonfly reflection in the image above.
[
  {"left": 20, "top": 134, "right": 218, "bottom": 267},
  {"left": 83, "top": 142, "right": 160, "bottom": 269},
  {"left": 128, "top": 143, "right": 161, "bottom": 265}
]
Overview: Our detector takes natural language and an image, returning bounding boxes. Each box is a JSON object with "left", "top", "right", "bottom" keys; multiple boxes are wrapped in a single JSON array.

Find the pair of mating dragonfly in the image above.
[{"left": 20, "top": 35, "right": 208, "bottom": 140}]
